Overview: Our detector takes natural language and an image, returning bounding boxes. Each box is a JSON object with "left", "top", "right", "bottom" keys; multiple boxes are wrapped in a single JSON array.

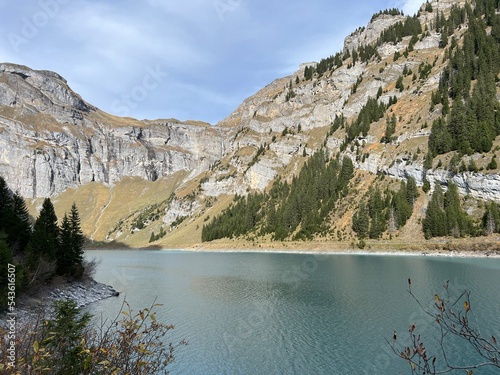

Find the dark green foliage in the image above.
[
  {"left": 357, "top": 44, "right": 381, "bottom": 63},
  {"left": 395, "top": 75, "right": 404, "bottom": 91},
  {"left": 351, "top": 75, "right": 363, "bottom": 94},
  {"left": 422, "top": 178, "right": 431, "bottom": 193},
  {"left": 149, "top": 226, "right": 167, "bottom": 243},
  {"left": 28, "top": 198, "right": 60, "bottom": 266},
  {"left": 0, "top": 175, "right": 87, "bottom": 309},
  {"left": 396, "top": 181, "right": 418, "bottom": 220},
  {"left": 371, "top": 8, "right": 403, "bottom": 22},
  {"left": 379, "top": 16, "right": 422, "bottom": 46},
  {"left": 367, "top": 188, "right": 388, "bottom": 239},
  {"left": 377, "top": 86, "right": 383, "bottom": 99},
  {"left": 202, "top": 151, "right": 355, "bottom": 242},
  {"left": 10, "top": 193, "right": 32, "bottom": 252},
  {"left": 57, "top": 204, "right": 85, "bottom": 277},
  {"left": 305, "top": 52, "right": 344, "bottom": 78},
  {"left": 488, "top": 155, "right": 498, "bottom": 170},
  {"left": 202, "top": 194, "right": 264, "bottom": 242},
  {"left": 345, "top": 97, "right": 387, "bottom": 145},
  {"left": 444, "top": 183, "right": 474, "bottom": 237},
  {"left": 422, "top": 183, "right": 474, "bottom": 239},
  {"left": 0, "top": 177, "right": 32, "bottom": 254},
  {"left": 304, "top": 65, "right": 314, "bottom": 80},
  {"left": 418, "top": 62, "right": 433, "bottom": 80},
  {"left": 353, "top": 178, "right": 418, "bottom": 239},
  {"left": 428, "top": 117, "right": 452, "bottom": 156},
  {"left": 383, "top": 114, "right": 397, "bottom": 143},
  {"left": 43, "top": 300, "right": 93, "bottom": 374},
  {"left": 352, "top": 203, "right": 370, "bottom": 239},
  {"left": 327, "top": 115, "right": 346, "bottom": 137},
  {"left": 0, "top": 176, "right": 31, "bottom": 309},
  {"left": 425, "top": 1, "right": 433, "bottom": 12},
  {"left": 0, "top": 237, "right": 13, "bottom": 308},
  {"left": 428, "top": 1, "right": 500, "bottom": 158},
  {"left": 482, "top": 201, "right": 500, "bottom": 234},
  {"left": 423, "top": 185, "right": 448, "bottom": 238}
]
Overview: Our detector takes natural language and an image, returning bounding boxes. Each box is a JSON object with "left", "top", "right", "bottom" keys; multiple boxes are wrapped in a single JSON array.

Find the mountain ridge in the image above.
[{"left": 1, "top": 0, "right": 500, "bottom": 248}]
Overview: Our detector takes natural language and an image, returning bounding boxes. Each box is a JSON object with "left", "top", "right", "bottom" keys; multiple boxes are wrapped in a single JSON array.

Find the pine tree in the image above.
[
  {"left": 28, "top": 198, "right": 60, "bottom": 267},
  {"left": 423, "top": 185, "right": 447, "bottom": 238},
  {"left": 57, "top": 214, "right": 73, "bottom": 276},
  {"left": 483, "top": 201, "right": 500, "bottom": 235},
  {"left": 444, "top": 182, "right": 473, "bottom": 237},
  {"left": 352, "top": 204, "right": 370, "bottom": 239},
  {"left": 0, "top": 176, "right": 13, "bottom": 236},
  {"left": 9, "top": 193, "right": 32, "bottom": 253},
  {"left": 383, "top": 115, "right": 397, "bottom": 143},
  {"left": 69, "top": 203, "right": 84, "bottom": 276}
]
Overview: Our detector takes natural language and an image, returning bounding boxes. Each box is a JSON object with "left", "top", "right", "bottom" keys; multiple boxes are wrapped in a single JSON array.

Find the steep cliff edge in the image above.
[
  {"left": 1, "top": 0, "right": 499, "bottom": 248},
  {"left": 0, "top": 63, "right": 225, "bottom": 198}
]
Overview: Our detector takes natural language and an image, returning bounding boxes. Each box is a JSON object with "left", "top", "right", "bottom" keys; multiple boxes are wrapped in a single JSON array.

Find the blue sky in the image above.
[{"left": 0, "top": 0, "right": 422, "bottom": 124}]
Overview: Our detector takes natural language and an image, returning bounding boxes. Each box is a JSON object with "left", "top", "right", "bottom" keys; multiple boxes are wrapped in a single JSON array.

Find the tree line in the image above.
[
  {"left": 202, "top": 151, "right": 354, "bottom": 242},
  {"left": 352, "top": 177, "right": 419, "bottom": 240},
  {"left": 0, "top": 176, "right": 85, "bottom": 309},
  {"left": 428, "top": 0, "right": 500, "bottom": 157}
]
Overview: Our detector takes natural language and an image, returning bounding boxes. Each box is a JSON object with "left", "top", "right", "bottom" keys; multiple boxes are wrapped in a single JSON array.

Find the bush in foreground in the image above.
[
  {"left": 0, "top": 299, "right": 187, "bottom": 374},
  {"left": 389, "top": 279, "right": 499, "bottom": 374}
]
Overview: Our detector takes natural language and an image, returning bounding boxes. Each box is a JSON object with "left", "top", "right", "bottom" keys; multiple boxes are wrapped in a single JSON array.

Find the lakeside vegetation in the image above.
[{"left": 0, "top": 176, "right": 86, "bottom": 309}]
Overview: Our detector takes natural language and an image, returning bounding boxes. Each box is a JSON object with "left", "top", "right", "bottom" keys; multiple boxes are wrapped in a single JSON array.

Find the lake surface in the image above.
[{"left": 87, "top": 250, "right": 500, "bottom": 374}]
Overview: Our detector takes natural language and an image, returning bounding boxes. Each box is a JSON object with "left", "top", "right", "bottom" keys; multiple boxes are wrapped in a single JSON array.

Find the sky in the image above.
[{"left": 0, "top": 0, "right": 422, "bottom": 125}]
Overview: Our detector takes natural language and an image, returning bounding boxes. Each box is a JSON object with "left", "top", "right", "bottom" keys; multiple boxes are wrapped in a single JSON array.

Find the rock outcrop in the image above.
[{"left": 0, "top": 64, "right": 225, "bottom": 198}]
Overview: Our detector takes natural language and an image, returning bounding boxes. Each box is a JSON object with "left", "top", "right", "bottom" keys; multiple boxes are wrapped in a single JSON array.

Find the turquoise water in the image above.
[{"left": 87, "top": 250, "right": 500, "bottom": 374}]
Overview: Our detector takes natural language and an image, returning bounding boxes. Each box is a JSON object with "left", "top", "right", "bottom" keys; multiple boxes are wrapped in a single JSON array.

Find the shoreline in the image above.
[
  {"left": 1, "top": 279, "right": 119, "bottom": 328},
  {"left": 181, "top": 247, "right": 500, "bottom": 258},
  {"left": 86, "top": 242, "right": 500, "bottom": 258}
]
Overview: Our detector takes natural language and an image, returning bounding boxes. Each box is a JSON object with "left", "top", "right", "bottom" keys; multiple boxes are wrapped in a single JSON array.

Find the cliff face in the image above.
[
  {"left": 1, "top": 0, "right": 500, "bottom": 247},
  {"left": 0, "top": 64, "right": 225, "bottom": 198},
  {"left": 209, "top": 0, "right": 500, "bottom": 203}
]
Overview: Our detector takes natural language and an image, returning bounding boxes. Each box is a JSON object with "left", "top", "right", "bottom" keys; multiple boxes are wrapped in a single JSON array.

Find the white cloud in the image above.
[{"left": 393, "top": 0, "right": 423, "bottom": 15}]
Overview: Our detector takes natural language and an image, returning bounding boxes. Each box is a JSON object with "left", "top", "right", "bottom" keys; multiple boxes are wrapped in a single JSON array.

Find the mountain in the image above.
[{"left": 1, "top": 0, "right": 499, "bottom": 250}]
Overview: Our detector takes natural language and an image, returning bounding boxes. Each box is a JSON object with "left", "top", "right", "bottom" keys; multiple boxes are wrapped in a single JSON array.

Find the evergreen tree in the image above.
[
  {"left": 57, "top": 214, "right": 73, "bottom": 276},
  {"left": 69, "top": 203, "right": 85, "bottom": 276},
  {"left": 483, "top": 201, "right": 500, "bottom": 235},
  {"left": 0, "top": 236, "right": 13, "bottom": 308},
  {"left": 423, "top": 185, "right": 447, "bottom": 239},
  {"left": 368, "top": 189, "right": 387, "bottom": 239},
  {"left": 0, "top": 176, "right": 13, "bottom": 238},
  {"left": 9, "top": 193, "right": 32, "bottom": 253},
  {"left": 444, "top": 182, "right": 473, "bottom": 237},
  {"left": 28, "top": 198, "right": 60, "bottom": 267},
  {"left": 55, "top": 204, "right": 85, "bottom": 277},
  {"left": 383, "top": 115, "right": 397, "bottom": 143},
  {"left": 352, "top": 204, "right": 370, "bottom": 239}
]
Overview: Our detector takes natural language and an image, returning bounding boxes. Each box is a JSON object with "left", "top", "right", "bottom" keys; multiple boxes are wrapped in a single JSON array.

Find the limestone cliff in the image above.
[
  {"left": 1, "top": 0, "right": 499, "bottom": 247},
  {"left": 0, "top": 63, "right": 225, "bottom": 198}
]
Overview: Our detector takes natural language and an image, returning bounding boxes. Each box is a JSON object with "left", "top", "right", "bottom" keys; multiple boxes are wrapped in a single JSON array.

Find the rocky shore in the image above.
[{"left": 1, "top": 279, "right": 119, "bottom": 327}]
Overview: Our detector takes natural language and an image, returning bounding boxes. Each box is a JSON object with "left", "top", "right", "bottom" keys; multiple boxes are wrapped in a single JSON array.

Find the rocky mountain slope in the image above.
[
  {"left": 0, "top": 63, "right": 225, "bottom": 198},
  {"left": 1, "top": 0, "right": 499, "bottom": 248}
]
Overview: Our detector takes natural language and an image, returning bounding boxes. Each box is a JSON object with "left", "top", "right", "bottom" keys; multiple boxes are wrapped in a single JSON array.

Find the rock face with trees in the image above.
[{"left": 0, "top": 0, "right": 500, "bottom": 249}]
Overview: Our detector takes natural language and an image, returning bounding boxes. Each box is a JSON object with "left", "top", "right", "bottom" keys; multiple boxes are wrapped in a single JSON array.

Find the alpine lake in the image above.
[{"left": 86, "top": 250, "right": 500, "bottom": 374}]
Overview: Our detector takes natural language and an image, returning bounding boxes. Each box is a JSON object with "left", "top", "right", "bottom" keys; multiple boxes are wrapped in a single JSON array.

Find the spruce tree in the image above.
[
  {"left": 57, "top": 214, "right": 73, "bottom": 276},
  {"left": 28, "top": 198, "right": 60, "bottom": 266},
  {"left": 0, "top": 176, "right": 13, "bottom": 235},
  {"left": 69, "top": 203, "right": 85, "bottom": 275},
  {"left": 9, "top": 193, "right": 32, "bottom": 253},
  {"left": 423, "top": 185, "right": 447, "bottom": 238},
  {"left": 352, "top": 204, "right": 370, "bottom": 239},
  {"left": 444, "top": 182, "right": 473, "bottom": 237}
]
